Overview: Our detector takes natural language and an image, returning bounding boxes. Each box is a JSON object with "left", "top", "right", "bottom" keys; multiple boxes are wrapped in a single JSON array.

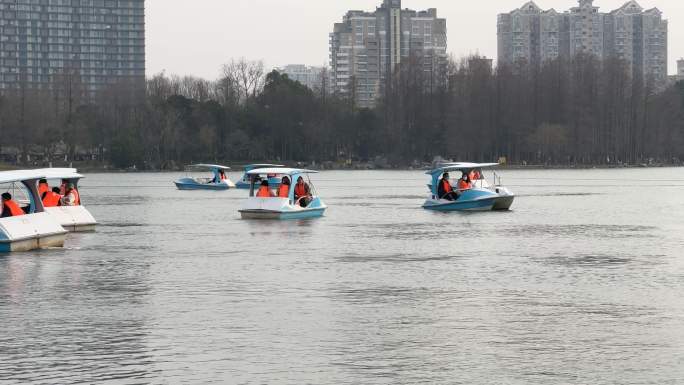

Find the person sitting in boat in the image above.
[
  {"left": 469, "top": 169, "right": 481, "bottom": 182},
  {"left": 61, "top": 183, "right": 81, "bottom": 206},
  {"left": 256, "top": 180, "right": 275, "bottom": 198},
  {"left": 438, "top": 172, "right": 459, "bottom": 201},
  {"left": 278, "top": 177, "right": 291, "bottom": 198},
  {"left": 294, "top": 176, "right": 311, "bottom": 207},
  {"left": 38, "top": 179, "right": 49, "bottom": 198},
  {"left": 1, "top": 192, "right": 25, "bottom": 218},
  {"left": 43, "top": 187, "right": 63, "bottom": 208},
  {"left": 457, "top": 173, "right": 473, "bottom": 191}
]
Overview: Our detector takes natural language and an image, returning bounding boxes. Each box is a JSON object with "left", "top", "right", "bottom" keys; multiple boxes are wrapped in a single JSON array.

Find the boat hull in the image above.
[
  {"left": 239, "top": 197, "right": 326, "bottom": 220},
  {"left": 239, "top": 208, "right": 326, "bottom": 220},
  {"left": 0, "top": 212, "right": 67, "bottom": 253},
  {"left": 175, "top": 179, "right": 231, "bottom": 190},
  {"left": 0, "top": 233, "right": 66, "bottom": 252},
  {"left": 493, "top": 195, "right": 515, "bottom": 211},
  {"left": 45, "top": 206, "right": 98, "bottom": 232},
  {"left": 423, "top": 188, "right": 498, "bottom": 212}
]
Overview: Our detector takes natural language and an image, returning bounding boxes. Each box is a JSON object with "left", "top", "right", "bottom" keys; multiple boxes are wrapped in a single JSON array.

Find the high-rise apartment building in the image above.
[
  {"left": 329, "top": 0, "right": 447, "bottom": 108},
  {"left": 498, "top": 0, "right": 668, "bottom": 86},
  {"left": 278, "top": 64, "right": 325, "bottom": 92},
  {"left": 0, "top": 0, "right": 145, "bottom": 97}
]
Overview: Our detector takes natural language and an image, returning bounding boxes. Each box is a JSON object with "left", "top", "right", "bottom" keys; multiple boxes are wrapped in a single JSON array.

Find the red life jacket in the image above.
[
  {"left": 256, "top": 186, "right": 272, "bottom": 198},
  {"left": 3, "top": 200, "right": 25, "bottom": 217},
  {"left": 43, "top": 191, "right": 62, "bottom": 207},
  {"left": 295, "top": 183, "right": 307, "bottom": 198},
  {"left": 441, "top": 179, "right": 452, "bottom": 193},
  {"left": 278, "top": 185, "right": 289, "bottom": 198}
]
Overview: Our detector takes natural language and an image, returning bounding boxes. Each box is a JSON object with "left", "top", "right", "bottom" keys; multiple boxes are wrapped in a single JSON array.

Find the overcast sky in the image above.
[{"left": 146, "top": 0, "right": 684, "bottom": 79}]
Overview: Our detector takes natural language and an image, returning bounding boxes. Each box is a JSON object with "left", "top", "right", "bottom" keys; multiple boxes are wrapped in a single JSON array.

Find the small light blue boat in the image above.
[
  {"left": 423, "top": 163, "right": 502, "bottom": 212},
  {"left": 174, "top": 164, "right": 235, "bottom": 190},
  {"left": 235, "top": 164, "right": 285, "bottom": 189},
  {"left": 239, "top": 167, "right": 327, "bottom": 220}
]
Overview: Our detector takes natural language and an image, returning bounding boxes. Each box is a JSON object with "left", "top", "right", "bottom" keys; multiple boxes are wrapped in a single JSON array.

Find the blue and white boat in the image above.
[
  {"left": 235, "top": 164, "right": 285, "bottom": 189},
  {"left": 174, "top": 164, "right": 235, "bottom": 190},
  {"left": 437, "top": 162, "right": 516, "bottom": 211},
  {"left": 423, "top": 164, "right": 501, "bottom": 212},
  {"left": 239, "top": 168, "right": 327, "bottom": 220},
  {"left": 34, "top": 168, "right": 98, "bottom": 232},
  {"left": 0, "top": 170, "right": 67, "bottom": 252}
]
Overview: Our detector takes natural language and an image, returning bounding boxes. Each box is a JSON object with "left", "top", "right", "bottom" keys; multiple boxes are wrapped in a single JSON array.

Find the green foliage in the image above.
[{"left": 2, "top": 57, "right": 684, "bottom": 168}]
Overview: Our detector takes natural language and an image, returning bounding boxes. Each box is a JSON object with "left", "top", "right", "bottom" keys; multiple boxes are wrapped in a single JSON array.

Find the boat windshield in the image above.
[{"left": 0, "top": 181, "right": 34, "bottom": 214}]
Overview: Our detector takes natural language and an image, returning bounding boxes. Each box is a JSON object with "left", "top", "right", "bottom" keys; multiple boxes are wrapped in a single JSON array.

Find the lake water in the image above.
[{"left": 1, "top": 168, "right": 684, "bottom": 384}]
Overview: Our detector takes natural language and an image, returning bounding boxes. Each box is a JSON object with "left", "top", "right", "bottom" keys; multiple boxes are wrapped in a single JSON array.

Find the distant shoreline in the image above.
[{"left": 1, "top": 162, "right": 681, "bottom": 173}]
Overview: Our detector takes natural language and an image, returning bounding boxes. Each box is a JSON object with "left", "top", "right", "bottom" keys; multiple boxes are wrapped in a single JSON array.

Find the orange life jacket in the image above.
[
  {"left": 441, "top": 179, "right": 452, "bottom": 194},
  {"left": 295, "top": 183, "right": 307, "bottom": 198},
  {"left": 39, "top": 183, "right": 49, "bottom": 196},
  {"left": 457, "top": 179, "right": 472, "bottom": 191},
  {"left": 256, "top": 186, "right": 272, "bottom": 198},
  {"left": 278, "top": 185, "right": 289, "bottom": 198},
  {"left": 469, "top": 170, "right": 481, "bottom": 181},
  {"left": 3, "top": 200, "right": 25, "bottom": 217},
  {"left": 43, "top": 191, "right": 62, "bottom": 207}
]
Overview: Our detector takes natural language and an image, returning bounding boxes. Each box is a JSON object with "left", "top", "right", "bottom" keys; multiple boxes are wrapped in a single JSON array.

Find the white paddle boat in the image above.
[
  {"left": 0, "top": 170, "right": 67, "bottom": 252},
  {"left": 239, "top": 168, "right": 327, "bottom": 220}
]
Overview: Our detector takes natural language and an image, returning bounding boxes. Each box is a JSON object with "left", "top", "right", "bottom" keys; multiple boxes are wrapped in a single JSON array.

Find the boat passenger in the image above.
[
  {"left": 1, "top": 192, "right": 25, "bottom": 218},
  {"left": 294, "top": 176, "right": 311, "bottom": 207},
  {"left": 256, "top": 180, "right": 275, "bottom": 198},
  {"left": 61, "top": 183, "right": 81, "bottom": 206},
  {"left": 219, "top": 170, "right": 227, "bottom": 181},
  {"left": 43, "top": 187, "right": 63, "bottom": 208},
  {"left": 38, "top": 179, "right": 49, "bottom": 198},
  {"left": 278, "top": 177, "right": 291, "bottom": 198},
  {"left": 438, "top": 172, "right": 459, "bottom": 201},
  {"left": 469, "top": 169, "right": 481, "bottom": 181},
  {"left": 457, "top": 173, "right": 473, "bottom": 191}
]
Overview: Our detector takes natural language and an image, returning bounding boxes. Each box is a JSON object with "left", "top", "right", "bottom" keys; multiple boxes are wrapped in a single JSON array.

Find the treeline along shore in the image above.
[{"left": 1, "top": 55, "right": 684, "bottom": 170}]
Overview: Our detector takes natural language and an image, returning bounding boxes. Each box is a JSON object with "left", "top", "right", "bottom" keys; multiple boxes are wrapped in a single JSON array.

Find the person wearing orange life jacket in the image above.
[
  {"left": 437, "top": 172, "right": 459, "bottom": 201},
  {"left": 256, "top": 180, "right": 275, "bottom": 198},
  {"left": 43, "top": 187, "right": 63, "bottom": 208},
  {"left": 61, "top": 183, "right": 81, "bottom": 206},
  {"left": 38, "top": 179, "right": 49, "bottom": 198},
  {"left": 294, "top": 176, "right": 311, "bottom": 207},
  {"left": 277, "top": 176, "right": 291, "bottom": 199},
  {"left": 457, "top": 173, "right": 473, "bottom": 191},
  {"left": 1, "top": 192, "right": 25, "bottom": 218}
]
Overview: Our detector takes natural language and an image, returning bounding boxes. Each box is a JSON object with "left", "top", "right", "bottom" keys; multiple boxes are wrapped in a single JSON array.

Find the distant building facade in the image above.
[
  {"left": 0, "top": 0, "right": 145, "bottom": 97},
  {"left": 678, "top": 59, "right": 684, "bottom": 81},
  {"left": 329, "top": 0, "right": 448, "bottom": 108},
  {"left": 498, "top": 0, "right": 668, "bottom": 86},
  {"left": 277, "top": 64, "right": 325, "bottom": 91}
]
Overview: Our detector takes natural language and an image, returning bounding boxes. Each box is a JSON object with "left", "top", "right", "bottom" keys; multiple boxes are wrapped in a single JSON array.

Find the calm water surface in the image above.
[{"left": 1, "top": 169, "right": 684, "bottom": 384}]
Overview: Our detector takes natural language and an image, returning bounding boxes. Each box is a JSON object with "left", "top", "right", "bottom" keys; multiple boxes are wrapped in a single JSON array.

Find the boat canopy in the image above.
[
  {"left": 33, "top": 168, "right": 84, "bottom": 180},
  {"left": 187, "top": 164, "right": 231, "bottom": 171},
  {"left": 244, "top": 164, "right": 285, "bottom": 171},
  {"left": 0, "top": 170, "right": 49, "bottom": 184},
  {"left": 426, "top": 163, "right": 500, "bottom": 175},
  {"left": 247, "top": 168, "right": 318, "bottom": 176}
]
